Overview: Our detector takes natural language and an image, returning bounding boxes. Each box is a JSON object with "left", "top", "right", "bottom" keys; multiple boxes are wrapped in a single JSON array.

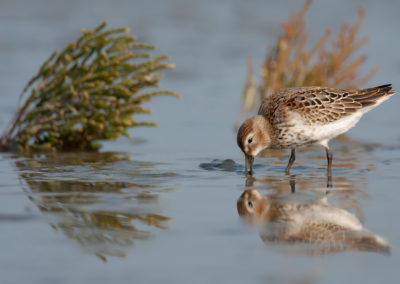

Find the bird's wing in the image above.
[
  {"left": 259, "top": 85, "right": 394, "bottom": 125},
  {"left": 291, "top": 221, "right": 390, "bottom": 254}
]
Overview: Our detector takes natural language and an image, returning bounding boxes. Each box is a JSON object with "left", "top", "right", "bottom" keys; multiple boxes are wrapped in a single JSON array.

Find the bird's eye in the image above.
[
  {"left": 248, "top": 138, "right": 253, "bottom": 144},
  {"left": 247, "top": 201, "right": 253, "bottom": 208}
]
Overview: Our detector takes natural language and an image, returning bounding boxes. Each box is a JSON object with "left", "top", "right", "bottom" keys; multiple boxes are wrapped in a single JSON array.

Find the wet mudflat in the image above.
[{"left": 1, "top": 0, "right": 400, "bottom": 283}]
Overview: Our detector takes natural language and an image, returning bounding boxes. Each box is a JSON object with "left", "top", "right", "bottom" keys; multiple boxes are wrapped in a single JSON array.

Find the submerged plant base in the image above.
[{"left": 0, "top": 21, "right": 180, "bottom": 152}]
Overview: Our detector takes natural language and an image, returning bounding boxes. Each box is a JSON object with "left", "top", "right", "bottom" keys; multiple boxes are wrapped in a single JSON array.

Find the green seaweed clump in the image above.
[
  {"left": 0, "top": 21, "right": 180, "bottom": 152},
  {"left": 238, "top": 0, "right": 378, "bottom": 122}
]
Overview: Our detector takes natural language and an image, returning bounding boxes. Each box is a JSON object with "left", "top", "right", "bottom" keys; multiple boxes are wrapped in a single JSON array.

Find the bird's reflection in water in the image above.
[
  {"left": 237, "top": 177, "right": 390, "bottom": 255},
  {"left": 15, "top": 152, "right": 177, "bottom": 262}
]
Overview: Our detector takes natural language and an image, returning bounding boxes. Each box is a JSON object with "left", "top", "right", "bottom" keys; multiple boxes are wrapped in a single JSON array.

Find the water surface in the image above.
[{"left": 1, "top": 0, "right": 400, "bottom": 283}]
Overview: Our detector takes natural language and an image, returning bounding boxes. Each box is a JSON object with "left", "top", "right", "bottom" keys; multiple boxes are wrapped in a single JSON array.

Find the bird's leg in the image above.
[
  {"left": 289, "top": 175, "right": 296, "bottom": 193},
  {"left": 285, "top": 148, "right": 296, "bottom": 174},
  {"left": 325, "top": 147, "right": 333, "bottom": 173},
  {"left": 327, "top": 174, "right": 332, "bottom": 189},
  {"left": 325, "top": 147, "right": 333, "bottom": 188}
]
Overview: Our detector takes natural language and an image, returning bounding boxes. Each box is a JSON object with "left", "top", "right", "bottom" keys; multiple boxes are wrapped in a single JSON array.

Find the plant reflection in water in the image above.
[{"left": 15, "top": 152, "right": 178, "bottom": 262}]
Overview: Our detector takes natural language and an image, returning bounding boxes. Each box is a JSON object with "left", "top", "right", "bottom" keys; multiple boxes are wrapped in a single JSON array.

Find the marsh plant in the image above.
[
  {"left": 238, "top": 0, "right": 378, "bottom": 123},
  {"left": 0, "top": 22, "right": 180, "bottom": 152}
]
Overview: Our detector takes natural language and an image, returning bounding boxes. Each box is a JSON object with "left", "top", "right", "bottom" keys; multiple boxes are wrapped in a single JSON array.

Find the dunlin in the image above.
[
  {"left": 237, "top": 189, "right": 391, "bottom": 255},
  {"left": 237, "top": 84, "right": 395, "bottom": 174}
]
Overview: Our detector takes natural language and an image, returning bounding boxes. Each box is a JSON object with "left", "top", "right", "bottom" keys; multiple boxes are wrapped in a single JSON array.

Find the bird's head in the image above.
[
  {"left": 237, "top": 189, "right": 270, "bottom": 223},
  {"left": 237, "top": 115, "right": 271, "bottom": 174}
]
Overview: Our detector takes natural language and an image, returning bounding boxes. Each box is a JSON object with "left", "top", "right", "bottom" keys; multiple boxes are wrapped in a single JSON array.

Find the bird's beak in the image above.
[{"left": 245, "top": 154, "right": 254, "bottom": 175}]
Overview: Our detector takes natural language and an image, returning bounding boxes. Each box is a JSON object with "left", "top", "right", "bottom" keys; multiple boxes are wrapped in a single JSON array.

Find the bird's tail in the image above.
[
  {"left": 351, "top": 84, "right": 396, "bottom": 108},
  {"left": 351, "top": 233, "right": 391, "bottom": 255}
]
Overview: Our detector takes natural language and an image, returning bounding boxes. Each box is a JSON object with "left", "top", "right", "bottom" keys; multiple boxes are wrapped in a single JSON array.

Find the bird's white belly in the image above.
[
  {"left": 290, "top": 112, "right": 362, "bottom": 147},
  {"left": 288, "top": 202, "right": 364, "bottom": 231}
]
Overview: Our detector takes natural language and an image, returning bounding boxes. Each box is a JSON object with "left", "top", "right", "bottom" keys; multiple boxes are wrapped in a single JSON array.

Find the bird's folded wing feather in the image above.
[{"left": 258, "top": 85, "right": 394, "bottom": 125}]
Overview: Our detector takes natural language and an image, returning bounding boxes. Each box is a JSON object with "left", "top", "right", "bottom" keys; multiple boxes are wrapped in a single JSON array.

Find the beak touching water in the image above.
[{"left": 245, "top": 155, "right": 254, "bottom": 175}]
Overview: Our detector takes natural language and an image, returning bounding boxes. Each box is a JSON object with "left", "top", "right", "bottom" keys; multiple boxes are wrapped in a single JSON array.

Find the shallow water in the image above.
[{"left": 1, "top": 0, "right": 400, "bottom": 283}]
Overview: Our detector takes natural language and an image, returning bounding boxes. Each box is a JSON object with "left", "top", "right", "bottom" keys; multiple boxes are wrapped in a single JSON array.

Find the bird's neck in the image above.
[{"left": 254, "top": 115, "right": 273, "bottom": 147}]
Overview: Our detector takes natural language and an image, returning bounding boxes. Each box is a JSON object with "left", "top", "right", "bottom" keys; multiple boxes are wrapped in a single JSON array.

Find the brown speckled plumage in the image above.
[
  {"left": 259, "top": 84, "right": 395, "bottom": 126},
  {"left": 237, "top": 84, "right": 395, "bottom": 174}
]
